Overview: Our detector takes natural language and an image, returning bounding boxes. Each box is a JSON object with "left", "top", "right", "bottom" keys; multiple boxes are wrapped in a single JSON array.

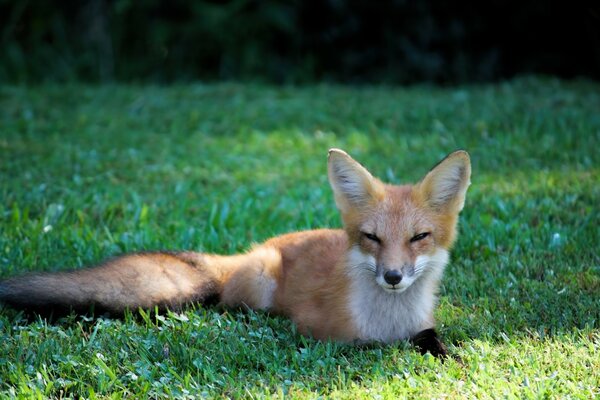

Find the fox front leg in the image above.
[{"left": 410, "top": 328, "right": 448, "bottom": 358}]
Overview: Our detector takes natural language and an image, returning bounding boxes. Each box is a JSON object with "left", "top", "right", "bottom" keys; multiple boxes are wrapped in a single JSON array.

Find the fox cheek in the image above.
[
  {"left": 357, "top": 238, "right": 379, "bottom": 256},
  {"left": 411, "top": 239, "right": 434, "bottom": 254},
  {"left": 404, "top": 264, "right": 418, "bottom": 277}
]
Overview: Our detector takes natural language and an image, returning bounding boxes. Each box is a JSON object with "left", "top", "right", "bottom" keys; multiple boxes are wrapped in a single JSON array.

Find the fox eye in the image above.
[
  {"left": 363, "top": 232, "right": 381, "bottom": 244},
  {"left": 410, "top": 232, "right": 430, "bottom": 243}
]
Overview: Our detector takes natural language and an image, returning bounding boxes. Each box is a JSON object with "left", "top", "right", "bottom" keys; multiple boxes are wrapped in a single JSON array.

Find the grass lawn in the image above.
[{"left": 0, "top": 77, "right": 598, "bottom": 398}]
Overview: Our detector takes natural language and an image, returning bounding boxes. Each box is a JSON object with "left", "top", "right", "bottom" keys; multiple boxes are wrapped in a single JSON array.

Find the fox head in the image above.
[{"left": 328, "top": 149, "right": 471, "bottom": 293}]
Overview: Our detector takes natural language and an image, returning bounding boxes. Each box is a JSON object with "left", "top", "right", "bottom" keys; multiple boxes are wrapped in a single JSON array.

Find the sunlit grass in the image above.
[{"left": 1, "top": 77, "right": 599, "bottom": 398}]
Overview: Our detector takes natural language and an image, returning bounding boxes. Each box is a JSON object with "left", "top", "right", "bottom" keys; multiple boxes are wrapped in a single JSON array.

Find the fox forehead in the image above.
[{"left": 382, "top": 185, "right": 434, "bottom": 231}]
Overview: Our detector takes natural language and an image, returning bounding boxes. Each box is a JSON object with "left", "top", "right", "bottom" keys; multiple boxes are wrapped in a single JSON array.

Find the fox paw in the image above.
[{"left": 410, "top": 328, "right": 448, "bottom": 359}]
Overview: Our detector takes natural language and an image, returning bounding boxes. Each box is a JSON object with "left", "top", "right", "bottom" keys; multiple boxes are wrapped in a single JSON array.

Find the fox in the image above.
[{"left": 0, "top": 149, "right": 471, "bottom": 357}]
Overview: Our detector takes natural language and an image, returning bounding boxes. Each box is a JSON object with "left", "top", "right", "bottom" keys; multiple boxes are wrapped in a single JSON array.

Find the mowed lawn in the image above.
[{"left": 0, "top": 77, "right": 598, "bottom": 398}]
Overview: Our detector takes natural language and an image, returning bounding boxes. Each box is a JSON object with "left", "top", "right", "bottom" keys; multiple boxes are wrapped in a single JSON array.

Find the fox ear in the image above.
[
  {"left": 328, "top": 148, "right": 384, "bottom": 212},
  {"left": 418, "top": 150, "right": 471, "bottom": 213}
]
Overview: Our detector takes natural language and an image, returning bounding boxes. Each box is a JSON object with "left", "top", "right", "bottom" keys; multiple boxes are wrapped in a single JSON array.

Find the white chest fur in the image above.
[{"left": 346, "top": 247, "right": 449, "bottom": 343}]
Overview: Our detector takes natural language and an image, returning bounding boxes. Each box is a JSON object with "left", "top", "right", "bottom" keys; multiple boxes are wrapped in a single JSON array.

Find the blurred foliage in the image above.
[{"left": 0, "top": 0, "right": 599, "bottom": 84}]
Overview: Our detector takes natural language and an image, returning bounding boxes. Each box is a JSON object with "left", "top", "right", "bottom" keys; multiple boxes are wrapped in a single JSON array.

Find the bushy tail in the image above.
[{"left": 0, "top": 252, "right": 224, "bottom": 316}]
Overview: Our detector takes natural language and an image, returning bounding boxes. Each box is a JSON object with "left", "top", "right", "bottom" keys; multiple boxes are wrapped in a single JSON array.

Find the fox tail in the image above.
[{"left": 0, "top": 251, "right": 232, "bottom": 316}]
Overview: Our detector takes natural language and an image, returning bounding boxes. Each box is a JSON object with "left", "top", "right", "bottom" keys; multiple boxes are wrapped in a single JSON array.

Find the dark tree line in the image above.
[{"left": 1, "top": 0, "right": 598, "bottom": 84}]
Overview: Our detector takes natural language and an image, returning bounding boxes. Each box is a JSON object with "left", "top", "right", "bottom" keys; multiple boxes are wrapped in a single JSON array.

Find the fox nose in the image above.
[{"left": 384, "top": 270, "right": 402, "bottom": 285}]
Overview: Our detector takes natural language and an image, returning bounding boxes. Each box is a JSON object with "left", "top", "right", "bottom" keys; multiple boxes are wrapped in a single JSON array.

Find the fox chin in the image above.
[{"left": 0, "top": 148, "right": 471, "bottom": 358}]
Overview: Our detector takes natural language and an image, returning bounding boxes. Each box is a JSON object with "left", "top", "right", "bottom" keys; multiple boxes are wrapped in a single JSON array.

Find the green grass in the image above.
[{"left": 1, "top": 77, "right": 599, "bottom": 398}]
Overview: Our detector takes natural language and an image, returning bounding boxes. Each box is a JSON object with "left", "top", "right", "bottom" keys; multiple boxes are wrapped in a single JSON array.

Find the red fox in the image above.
[{"left": 0, "top": 149, "right": 470, "bottom": 357}]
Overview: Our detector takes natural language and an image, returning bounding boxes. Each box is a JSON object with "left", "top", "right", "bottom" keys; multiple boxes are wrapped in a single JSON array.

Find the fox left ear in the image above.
[
  {"left": 418, "top": 150, "right": 471, "bottom": 213},
  {"left": 328, "top": 148, "right": 385, "bottom": 213}
]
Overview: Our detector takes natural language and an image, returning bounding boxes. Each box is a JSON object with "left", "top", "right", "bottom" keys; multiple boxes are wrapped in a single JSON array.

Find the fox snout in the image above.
[
  {"left": 383, "top": 269, "right": 402, "bottom": 285},
  {"left": 376, "top": 264, "right": 417, "bottom": 293}
]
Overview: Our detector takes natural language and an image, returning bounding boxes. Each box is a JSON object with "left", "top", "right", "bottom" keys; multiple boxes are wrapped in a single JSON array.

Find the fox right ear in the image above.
[
  {"left": 418, "top": 150, "right": 471, "bottom": 213},
  {"left": 327, "top": 149, "right": 384, "bottom": 213}
]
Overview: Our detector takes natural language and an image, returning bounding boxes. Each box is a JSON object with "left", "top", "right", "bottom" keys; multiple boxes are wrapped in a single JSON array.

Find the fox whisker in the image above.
[
  {"left": 351, "top": 262, "right": 377, "bottom": 275},
  {"left": 413, "top": 261, "right": 429, "bottom": 274}
]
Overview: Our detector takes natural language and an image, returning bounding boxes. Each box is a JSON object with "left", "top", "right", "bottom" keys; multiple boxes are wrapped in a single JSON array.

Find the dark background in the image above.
[{"left": 1, "top": 0, "right": 598, "bottom": 84}]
